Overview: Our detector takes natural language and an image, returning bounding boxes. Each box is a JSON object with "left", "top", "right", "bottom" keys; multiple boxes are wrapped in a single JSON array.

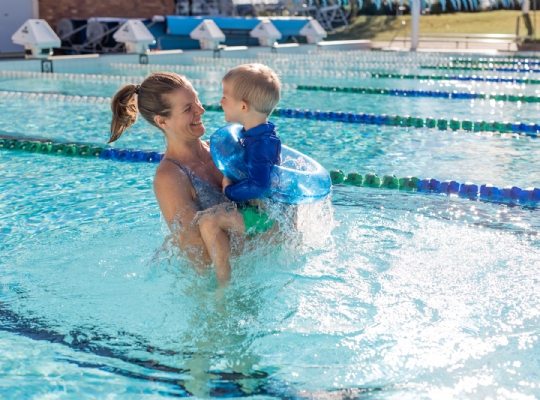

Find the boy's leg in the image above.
[{"left": 197, "top": 207, "right": 245, "bottom": 287}]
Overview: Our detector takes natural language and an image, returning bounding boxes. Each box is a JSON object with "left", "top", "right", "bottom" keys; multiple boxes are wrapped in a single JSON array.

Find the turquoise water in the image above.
[{"left": 1, "top": 51, "right": 540, "bottom": 398}]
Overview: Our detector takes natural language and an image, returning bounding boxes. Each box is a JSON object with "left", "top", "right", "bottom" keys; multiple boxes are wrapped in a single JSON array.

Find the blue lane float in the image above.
[
  {"left": 98, "top": 148, "right": 163, "bottom": 162},
  {"left": 210, "top": 124, "right": 331, "bottom": 205}
]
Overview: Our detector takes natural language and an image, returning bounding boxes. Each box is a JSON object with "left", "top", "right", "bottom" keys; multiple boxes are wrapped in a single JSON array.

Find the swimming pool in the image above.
[{"left": 1, "top": 50, "right": 539, "bottom": 398}]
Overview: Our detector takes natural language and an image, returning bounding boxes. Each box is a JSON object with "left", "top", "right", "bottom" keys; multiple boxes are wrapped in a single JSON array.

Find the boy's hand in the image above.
[{"left": 222, "top": 176, "right": 233, "bottom": 194}]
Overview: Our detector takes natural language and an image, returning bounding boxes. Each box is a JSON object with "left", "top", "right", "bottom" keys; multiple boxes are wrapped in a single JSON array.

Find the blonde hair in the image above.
[
  {"left": 222, "top": 63, "right": 281, "bottom": 116},
  {"left": 109, "top": 72, "right": 191, "bottom": 143}
]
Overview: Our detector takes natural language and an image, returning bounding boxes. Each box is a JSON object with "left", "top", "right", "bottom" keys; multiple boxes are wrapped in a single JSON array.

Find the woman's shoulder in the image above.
[{"left": 154, "top": 159, "right": 191, "bottom": 192}]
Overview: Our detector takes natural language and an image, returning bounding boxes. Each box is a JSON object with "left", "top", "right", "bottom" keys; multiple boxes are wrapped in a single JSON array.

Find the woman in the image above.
[{"left": 109, "top": 72, "right": 244, "bottom": 286}]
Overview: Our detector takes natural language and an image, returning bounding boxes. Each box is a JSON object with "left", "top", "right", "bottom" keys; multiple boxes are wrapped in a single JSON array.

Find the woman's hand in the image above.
[{"left": 222, "top": 176, "right": 233, "bottom": 194}]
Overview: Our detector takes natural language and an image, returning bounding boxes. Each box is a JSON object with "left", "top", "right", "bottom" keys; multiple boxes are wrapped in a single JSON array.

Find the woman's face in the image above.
[{"left": 160, "top": 86, "right": 206, "bottom": 140}]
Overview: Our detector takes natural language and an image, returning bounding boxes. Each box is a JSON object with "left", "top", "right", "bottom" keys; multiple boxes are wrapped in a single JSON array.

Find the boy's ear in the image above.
[{"left": 240, "top": 100, "right": 249, "bottom": 113}]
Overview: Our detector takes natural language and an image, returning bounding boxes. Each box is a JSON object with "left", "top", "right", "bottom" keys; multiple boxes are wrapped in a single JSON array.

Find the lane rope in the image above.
[
  {"left": 1, "top": 90, "right": 538, "bottom": 136},
  {"left": 296, "top": 85, "right": 540, "bottom": 103},
  {"left": 1, "top": 136, "right": 537, "bottom": 206},
  {"left": 108, "top": 63, "right": 540, "bottom": 83},
  {"left": 0, "top": 70, "right": 220, "bottom": 87},
  {"left": 0, "top": 136, "right": 163, "bottom": 162},
  {"left": 330, "top": 170, "right": 540, "bottom": 205}
]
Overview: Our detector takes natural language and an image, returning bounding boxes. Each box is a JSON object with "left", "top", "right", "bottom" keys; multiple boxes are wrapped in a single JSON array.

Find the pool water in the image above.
[
  {"left": 2, "top": 73, "right": 540, "bottom": 124},
  {"left": 1, "top": 51, "right": 540, "bottom": 399}
]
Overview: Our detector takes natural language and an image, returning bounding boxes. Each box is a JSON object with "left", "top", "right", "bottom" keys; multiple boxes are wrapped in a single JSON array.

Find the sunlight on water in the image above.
[
  {"left": 1, "top": 51, "right": 540, "bottom": 398},
  {"left": 1, "top": 153, "right": 540, "bottom": 398}
]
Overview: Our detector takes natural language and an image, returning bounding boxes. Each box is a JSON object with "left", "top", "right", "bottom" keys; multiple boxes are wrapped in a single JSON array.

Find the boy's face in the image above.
[{"left": 220, "top": 82, "right": 244, "bottom": 123}]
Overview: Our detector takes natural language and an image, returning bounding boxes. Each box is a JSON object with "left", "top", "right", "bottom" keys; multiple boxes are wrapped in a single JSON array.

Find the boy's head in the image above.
[{"left": 220, "top": 63, "right": 281, "bottom": 124}]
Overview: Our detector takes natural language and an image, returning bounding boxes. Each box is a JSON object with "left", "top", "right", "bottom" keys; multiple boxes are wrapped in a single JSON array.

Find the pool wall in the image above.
[{"left": 0, "top": 42, "right": 376, "bottom": 74}]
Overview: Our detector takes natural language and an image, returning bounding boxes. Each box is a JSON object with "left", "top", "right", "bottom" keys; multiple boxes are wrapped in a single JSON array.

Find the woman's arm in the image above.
[{"left": 153, "top": 162, "right": 210, "bottom": 264}]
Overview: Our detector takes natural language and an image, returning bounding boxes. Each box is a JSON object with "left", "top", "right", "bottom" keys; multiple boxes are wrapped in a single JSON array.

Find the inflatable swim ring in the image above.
[{"left": 210, "top": 124, "right": 331, "bottom": 205}]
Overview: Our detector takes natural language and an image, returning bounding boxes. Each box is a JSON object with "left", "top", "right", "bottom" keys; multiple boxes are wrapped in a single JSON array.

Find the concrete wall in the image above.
[
  {"left": 38, "top": 0, "right": 174, "bottom": 28},
  {"left": 0, "top": 0, "right": 36, "bottom": 53}
]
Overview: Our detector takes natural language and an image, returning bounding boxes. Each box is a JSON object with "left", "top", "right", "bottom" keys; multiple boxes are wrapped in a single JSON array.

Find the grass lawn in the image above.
[{"left": 327, "top": 10, "right": 538, "bottom": 41}]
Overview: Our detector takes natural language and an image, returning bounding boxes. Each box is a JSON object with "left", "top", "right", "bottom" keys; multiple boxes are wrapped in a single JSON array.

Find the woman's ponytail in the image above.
[
  {"left": 109, "top": 84, "right": 139, "bottom": 143},
  {"left": 108, "top": 72, "right": 191, "bottom": 144}
]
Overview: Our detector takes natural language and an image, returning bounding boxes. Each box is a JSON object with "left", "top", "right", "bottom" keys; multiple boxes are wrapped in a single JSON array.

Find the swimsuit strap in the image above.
[
  {"left": 165, "top": 157, "right": 193, "bottom": 178},
  {"left": 164, "top": 158, "right": 229, "bottom": 210},
  {"left": 164, "top": 158, "right": 217, "bottom": 190}
]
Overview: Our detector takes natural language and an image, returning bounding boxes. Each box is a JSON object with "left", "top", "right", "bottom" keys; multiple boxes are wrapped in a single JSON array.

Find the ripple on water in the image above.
[{"left": 1, "top": 152, "right": 540, "bottom": 397}]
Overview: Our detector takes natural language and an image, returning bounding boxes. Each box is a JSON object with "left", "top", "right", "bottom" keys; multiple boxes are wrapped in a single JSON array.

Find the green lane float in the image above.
[
  {"left": 28, "top": 141, "right": 42, "bottom": 152},
  {"left": 51, "top": 144, "right": 66, "bottom": 154},
  {"left": 462, "top": 120, "right": 473, "bottom": 131},
  {"left": 345, "top": 172, "right": 363, "bottom": 186},
  {"left": 381, "top": 175, "right": 399, "bottom": 189},
  {"left": 40, "top": 143, "right": 53, "bottom": 154},
  {"left": 426, "top": 118, "right": 437, "bottom": 129},
  {"left": 330, "top": 170, "right": 345, "bottom": 184},
  {"left": 399, "top": 176, "right": 419, "bottom": 191},
  {"left": 437, "top": 119, "right": 448, "bottom": 130},
  {"left": 363, "top": 173, "right": 381, "bottom": 188},
  {"left": 450, "top": 119, "right": 461, "bottom": 131}
]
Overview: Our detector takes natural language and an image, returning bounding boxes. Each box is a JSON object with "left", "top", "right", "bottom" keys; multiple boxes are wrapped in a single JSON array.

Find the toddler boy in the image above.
[
  {"left": 197, "top": 63, "right": 282, "bottom": 286},
  {"left": 219, "top": 63, "right": 282, "bottom": 203}
]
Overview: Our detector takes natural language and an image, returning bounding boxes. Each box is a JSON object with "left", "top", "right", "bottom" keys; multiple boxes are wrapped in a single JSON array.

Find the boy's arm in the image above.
[{"left": 224, "top": 138, "right": 280, "bottom": 202}]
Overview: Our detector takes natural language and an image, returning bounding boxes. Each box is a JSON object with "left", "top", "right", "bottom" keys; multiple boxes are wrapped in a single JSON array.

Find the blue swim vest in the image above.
[{"left": 210, "top": 124, "right": 331, "bottom": 205}]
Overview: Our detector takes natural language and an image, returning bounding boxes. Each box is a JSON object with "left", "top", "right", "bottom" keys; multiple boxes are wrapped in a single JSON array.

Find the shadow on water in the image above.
[
  {"left": 0, "top": 281, "right": 393, "bottom": 398},
  {"left": 0, "top": 300, "right": 273, "bottom": 397},
  {"left": 1, "top": 235, "right": 277, "bottom": 396},
  {"left": 0, "top": 196, "right": 424, "bottom": 398}
]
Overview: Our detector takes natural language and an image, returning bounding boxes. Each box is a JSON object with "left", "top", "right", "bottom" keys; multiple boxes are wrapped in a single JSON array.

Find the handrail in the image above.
[
  {"left": 394, "top": 37, "right": 514, "bottom": 43},
  {"left": 388, "top": 20, "right": 407, "bottom": 49},
  {"left": 59, "top": 24, "right": 89, "bottom": 41},
  {"left": 82, "top": 24, "right": 122, "bottom": 47},
  {"left": 418, "top": 33, "right": 532, "bottom": 40}
]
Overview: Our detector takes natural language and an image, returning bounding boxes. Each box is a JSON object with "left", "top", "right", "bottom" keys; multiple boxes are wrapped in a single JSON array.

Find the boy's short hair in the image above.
[{"left": 222, "top": 63, "right": 281, "bottom": 116}]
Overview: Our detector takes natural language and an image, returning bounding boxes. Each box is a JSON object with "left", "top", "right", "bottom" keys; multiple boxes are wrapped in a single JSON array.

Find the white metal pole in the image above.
[
  {"left": 32, "top": 0, "right": 39, "bottom": 19},
  {"left": 410, "top": 0, "right": 420, "bottom": 51}
]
